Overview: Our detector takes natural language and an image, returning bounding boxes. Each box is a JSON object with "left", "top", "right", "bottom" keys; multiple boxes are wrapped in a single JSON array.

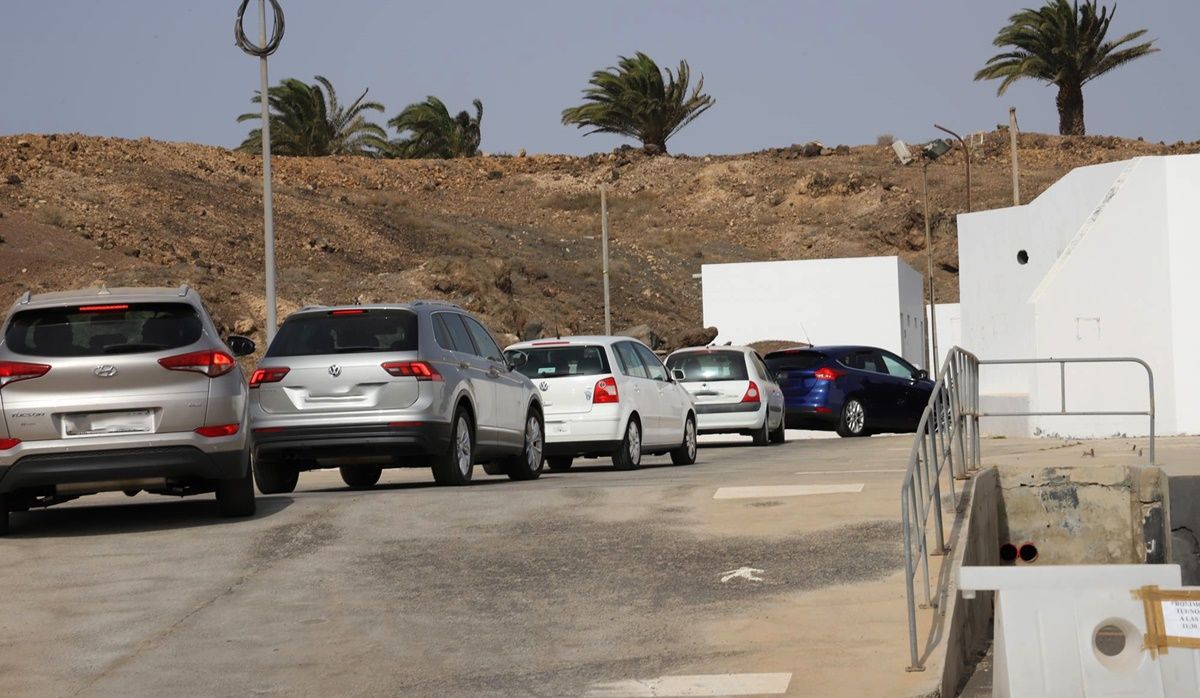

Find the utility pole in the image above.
[
  {"left": 1009, "top": 107, "right": 1021, "bottom": 206},
  {"left": 922, "top": 161, "right": 940, "bottom": 369},
  {"left": 601, "top": 186, "right": 612, "bottom": 335}
]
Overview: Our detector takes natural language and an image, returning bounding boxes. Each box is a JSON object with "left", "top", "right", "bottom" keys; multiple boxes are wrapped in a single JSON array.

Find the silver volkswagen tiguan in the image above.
[
  {"left": 0, "top": 285, "right": 258, "bottom": 533},
  {"left": 249, "top": 301, "right": 544, "bottom": 491}
]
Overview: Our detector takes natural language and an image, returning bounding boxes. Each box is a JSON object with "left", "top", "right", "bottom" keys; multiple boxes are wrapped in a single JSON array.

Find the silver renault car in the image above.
[
  {"left": 249, "top": 301, "right": 544, "bottom": 491},
  {"left": 0, "top": 285, "right": 258, "bottom": 533}
]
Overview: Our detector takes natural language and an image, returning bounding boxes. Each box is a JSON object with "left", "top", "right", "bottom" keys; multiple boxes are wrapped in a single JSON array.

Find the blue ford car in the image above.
[{"left": 763, "top": 345, "right": 934, "bottom": 437}]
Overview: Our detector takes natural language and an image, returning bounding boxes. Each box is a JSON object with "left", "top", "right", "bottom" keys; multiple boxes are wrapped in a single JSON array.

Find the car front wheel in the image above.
[
  {"left": 670, "top": 415, "right": 698, "bottom": 465},
  {"left": 503, "top": 410, "right": 545, "bottom": 481}
]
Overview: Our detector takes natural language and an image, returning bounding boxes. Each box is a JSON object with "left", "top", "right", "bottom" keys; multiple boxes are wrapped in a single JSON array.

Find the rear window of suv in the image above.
[
  {"left": 267, "top": 309, "right": 418, "bottom": 357},
  {"left": 666, "top": 350, "right": 749, "bottom": 382},
  {"left": 508, "top": 345, "right": 611, "bottom": 379},
  {"left": 5, "top": 302, "right": 203, "bottom": 357},
  {"left": 764, "top": 350, "right": 827, "bottom": 372}
]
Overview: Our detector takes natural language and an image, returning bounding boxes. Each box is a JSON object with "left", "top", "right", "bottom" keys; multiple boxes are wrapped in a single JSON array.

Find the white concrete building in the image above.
[
  {"left": 700, "top": 256, "right": 928, "bottom": 368},
  {"left": 958, "top": 154, "right": 1200, "bottom": 437}
]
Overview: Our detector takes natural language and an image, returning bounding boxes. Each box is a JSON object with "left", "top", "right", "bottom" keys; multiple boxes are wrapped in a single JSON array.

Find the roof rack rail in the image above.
[
  {"left": 18, "top": 290, "right": 32, "bottom": 305},
  {"left": 177, "top": 283, "right": 190, "bottom": 297},
  {"left": 297, "top": 304, "right": 326, "bottom": 312},
  {"left": 411, "top": 299, "right": 461, "bottom": 309}
]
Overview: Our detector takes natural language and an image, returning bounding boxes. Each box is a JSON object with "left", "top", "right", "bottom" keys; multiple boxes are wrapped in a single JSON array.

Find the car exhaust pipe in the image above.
[{"left": 56, "top": 477, "right": 167, "bottom": 496}]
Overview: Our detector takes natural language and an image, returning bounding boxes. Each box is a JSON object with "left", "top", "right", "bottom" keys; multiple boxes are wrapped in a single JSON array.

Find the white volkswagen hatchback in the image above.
[
  {"left": 665, "top": 346, "right": 786, "bottom": 445},
  {"left": 504, "top": 336, "right": 697, "bottom": 470}
]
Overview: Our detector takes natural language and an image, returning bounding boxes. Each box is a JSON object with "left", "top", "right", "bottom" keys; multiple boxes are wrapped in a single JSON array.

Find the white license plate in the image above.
[
  {"left": 63, "top": 410, "right": 153, "bottom": 437},
  {"left": 548, "top": 422, "right": 570, "bottom": 436}
]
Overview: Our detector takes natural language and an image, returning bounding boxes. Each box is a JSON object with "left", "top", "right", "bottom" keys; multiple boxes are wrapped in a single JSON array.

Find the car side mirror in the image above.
[
  {"left": 916, "top": 369, "right": 929, "bottom": 380},
  {"left": 227, "top": 335, "right": 256, "bottom": 357},
  {"left": 507, "top": 351, "right": 528, "bottom": 370},
  {"left": 671, "top": 368, "right": 686, "bottom": 382}
]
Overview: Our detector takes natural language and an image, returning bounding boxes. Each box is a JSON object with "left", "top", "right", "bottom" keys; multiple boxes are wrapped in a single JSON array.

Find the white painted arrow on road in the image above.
[{"left": 720, "top": 567, "right": 764, "bottom": 583}]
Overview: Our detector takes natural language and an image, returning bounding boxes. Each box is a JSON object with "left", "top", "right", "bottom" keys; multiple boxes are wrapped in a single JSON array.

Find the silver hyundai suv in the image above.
[
  {"left": 249, "top": 301, "right": 544, "bottom": 491},
  {"left": 0, "top": 285, "right": 258, "bottom": 533}
]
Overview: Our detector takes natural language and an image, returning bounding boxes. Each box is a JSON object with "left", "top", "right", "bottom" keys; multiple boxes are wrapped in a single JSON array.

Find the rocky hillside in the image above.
[{"left": 1, "top": 131, "right": 1196, "bottom": 352}]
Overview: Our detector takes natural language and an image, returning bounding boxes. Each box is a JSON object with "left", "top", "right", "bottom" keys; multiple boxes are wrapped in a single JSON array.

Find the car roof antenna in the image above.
[
  {"left": 798, "top": 320, "right": 813, "bottom": 346},
  {"left": 555, "top": 324, "right": 561, "bottom": 340}
]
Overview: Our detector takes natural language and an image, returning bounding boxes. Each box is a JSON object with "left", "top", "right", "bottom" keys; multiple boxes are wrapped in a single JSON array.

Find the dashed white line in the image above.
[
  {"left": 712, "top": 484, "right": 864, "bottom": 499},
  {"left": 795, "top": 469, "right": 905, "bottom": 475},
  {"left": 587, "top": 672, "right": 793, "bottom": 697}
]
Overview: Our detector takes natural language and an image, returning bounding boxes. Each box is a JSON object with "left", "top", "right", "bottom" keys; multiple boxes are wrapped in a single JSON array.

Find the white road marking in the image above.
[
  {"left": 720, "top": 567, "right": 764, "bottom": 583},
  {"left": 795, "top": 469, "right": 906, "bottom": 475},
  {"left": 587, "top": 672, "right": 792, "bottom": 697},
  {"left": 712, "top": 484, "right": 864, "bottom": 499}
]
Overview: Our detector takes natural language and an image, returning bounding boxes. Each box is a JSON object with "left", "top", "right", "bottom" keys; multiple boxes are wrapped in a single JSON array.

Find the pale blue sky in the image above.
[{"left": 1, "top": 1, "right": 1193, "bottom": 154}]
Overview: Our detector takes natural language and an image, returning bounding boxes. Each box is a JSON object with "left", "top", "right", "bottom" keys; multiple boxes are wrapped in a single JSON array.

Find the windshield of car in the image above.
[
  {"left": 666, "top": 350, "right": 748, "bottom": 382},
  {"left": 5, "top": 302, "right": 203, "bottom": 357},
  {"left": 507, "top": 345, "right": 611, "bottom": 379},
  {"left": 764, "top": 350, "right": 827, "bottom": 372},
  {"left": 267, "top": 309, "right": 418, "bottom": 357}
]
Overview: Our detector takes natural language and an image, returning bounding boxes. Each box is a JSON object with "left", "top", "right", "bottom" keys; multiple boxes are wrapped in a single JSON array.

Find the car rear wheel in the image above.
[
  {"left": 432, "top": 408, "right": 475, "bottom": 485},
  {"left": 836, "top": 397, "right": 868, "bottom": 438},
  {"left": 547, "top": 457, "right": 574, "bottom": 471},
  {"left": 253, "top": 457, "right": 299, "bottom": 495},
  {"left": 339, "top": 465, "right": 382, "bottom": 489},
  {"left": 0, "top": 495, "right": 9, "bottom": 536},
  {"left": 612, "top": 418, "right": 642, "bottom": 470},
  {"left": 751, "top": 414, "right": 771, "bottom": 446},
  {"left": 670, "top": 415, "right": 698, "bottom": 465},
  {"left": 769, "top": 413, "right": 787, "bottom": 444},
  {"left": 502, "top": 410, "right": 545, "bottom": 481},
  {"left": 216, "top": 460, "right": 257, "bottom": 517}
]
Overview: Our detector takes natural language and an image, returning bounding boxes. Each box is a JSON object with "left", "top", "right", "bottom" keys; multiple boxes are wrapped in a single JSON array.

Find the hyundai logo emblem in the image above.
[
  {"left": 329, "top": 364, "right": 342, "bottom": 378},
  {"left": 93, "top": 364, "right": 118, "bottom": 378},
  {"left": 539, "top": 381, "right": 549, "bottom": 392}
]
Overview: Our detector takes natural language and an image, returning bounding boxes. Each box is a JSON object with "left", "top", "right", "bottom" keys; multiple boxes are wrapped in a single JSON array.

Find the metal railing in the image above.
[{"left": 900, "top": 349, "right": 1156, "bottom": 671}]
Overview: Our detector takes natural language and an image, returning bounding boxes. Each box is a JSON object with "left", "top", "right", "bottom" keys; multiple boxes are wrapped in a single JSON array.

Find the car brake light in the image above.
[
  {"left": 382, "top": 361, "right": 442, "bottom": 381},
  {"left": 158, "top": 350, "right": 237, "bottom": 377},
  {"left": 593, "top": 376, "right": 619, "bottom": 404},
  {"left": 531, "top": 341, "right": 571, "bottom": 346},
  {"left": 330, "top": 309, "right": 366, "bottom": 315},
  {"left": 0, "top": 361, "right": 51, "bottom": 388},
  {"left": 0, "top": 438, "right": 20, "bottom": 450},
  {"left": 195, "top": 424, "right": 240, "bottom": 438},
  {"left": 77, "top": 304, "right": 129, "bottom": 312},
  {"left": 741, "top": 381, "right": 761, "bottom": 403},
  {"left": 249, "top": 366, "right": 290, "bottom": 388},
  {"left": 814, "top": 367, "right": 842, "bottom": 381}
]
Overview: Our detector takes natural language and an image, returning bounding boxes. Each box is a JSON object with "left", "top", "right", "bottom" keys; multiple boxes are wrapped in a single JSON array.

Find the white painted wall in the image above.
[
  {"left": 927, "top": 303, "right": 961, "bottom": 370},
  {"left": 701, "top": 256, "right": 927, "bottom": 367},
  {"left": 957, "top": 154, "right": 1200, "bottom": 437}
]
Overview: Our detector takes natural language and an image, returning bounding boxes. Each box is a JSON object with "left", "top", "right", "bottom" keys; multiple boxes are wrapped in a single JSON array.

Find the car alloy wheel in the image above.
[
  {"left": 455, "top": 415, "right": 473, "bottom": 477},
  {"left": 684, "top": 418, "right": 697, "bottom": 460},
  {"left": 525, "top": 415, "right": 543, "bottom": 472},
  {"left": 846, "top": 399, "right": 865, "bottom": 434},
  {"left": 627, "top": 421, "right": 641, "bottom": 462}
]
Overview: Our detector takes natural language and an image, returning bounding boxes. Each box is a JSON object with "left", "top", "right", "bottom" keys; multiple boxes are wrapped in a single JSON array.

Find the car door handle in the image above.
[
  {"left": 459, "top": 362, "right": 470, "bottom": 370},
  {"left": 488, "top": 367, "right": 501, "bottom": 378}
]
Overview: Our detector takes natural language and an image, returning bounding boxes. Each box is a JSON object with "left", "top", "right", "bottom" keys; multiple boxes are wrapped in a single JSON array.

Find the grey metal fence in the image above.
[{"left": 900, "top": 350, "right": 1156, "bottom": 671}]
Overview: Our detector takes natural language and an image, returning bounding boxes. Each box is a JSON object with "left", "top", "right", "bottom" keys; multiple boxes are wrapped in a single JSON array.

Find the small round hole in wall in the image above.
[
  {"left": 999, "top": 543, "right": 1018, "bottom": 563},
  {"left": 1091, "top": 618, "right": 1144, "bottom": 671},
  {"left": 1095, "top": 624, "right": 1127, "bottom": 657},
  {"left": 1017, "top": 250, "right": 1029, "bottom": 265},
  {"left": 1018, "top": 542, "right": 1039, "bottom": 563}
]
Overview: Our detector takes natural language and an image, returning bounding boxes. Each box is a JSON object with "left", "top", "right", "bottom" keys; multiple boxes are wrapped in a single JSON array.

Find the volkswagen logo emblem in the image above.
[
  {"left": 93, "top": 364, "right": 118, "bottom": 378},
  {"left": 539, "top": 381, "right": 549, "bottom": 392},
  {"left": 328, "top": 364, "right": 342, "bottom": 378}
]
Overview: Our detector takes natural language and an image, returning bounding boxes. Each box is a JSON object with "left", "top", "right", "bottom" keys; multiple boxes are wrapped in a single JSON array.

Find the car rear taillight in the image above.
[
  {"left": 741, "top": 381, "right": 761, "bottom": 403},
  {"left": 0, "top": 438, "right": 20, "bottom": 450},
  {"left": 593, "top": 376, "right": 619, "bottom": 404},
  {"left": 77, "top": 304, "right": 130, "bottom": 312},
  {"left": 195, "top": 424, "right": 240, "bottom": 438},
  {"left": 159, "top": 350, "right": 237, "bottom": 377},
  {"left": 0, "top": 361, "right": 51, "bottom": 389},
  {"left": 330, "top": 309, "right": 366, "bottom": 316},
  {"left": 382, "top": 361, "right": 442, "bottom": 381},
  {"left": 249, "top": 366, "right": 290, "bottom": 388},
  {"left": 814, "top": 367, "right": 843, "bottom": 381}
]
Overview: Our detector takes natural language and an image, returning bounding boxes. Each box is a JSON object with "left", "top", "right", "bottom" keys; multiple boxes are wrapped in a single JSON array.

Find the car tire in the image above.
[
  {"left": 547, "top": 457, "right": 574, "bottom": 471},
  {"left": 612, "top": 418, "right": 642, "bottom": 471},
  {"left": 751, "top": 414, "right": 771, "bottom": 446},
  {"left": 216, "top": 461, "right": 257, "bottom": 517},
  {"left": 836, "top": 397, "right": 869, "bottom": 438},
  {"left": 769, "top": 413, "right": 787, "bottom": 444},
  {"left": 0, "top": 495, "right": 9, "bottom": 536},
  {"left": 432, "top": 408, "right": 475, "bottom": 486},
  {"left": 339, "top": 465, "right": 382, "bottom": 489},
  {"left": 670, "top": 415, "right": 698, "bottom": 465},
  {"left": 254, "top": 457, "right": 298, "bottom": 495},
  {"left": 502, "top": 409, "right": 545, "bottom": 481}
]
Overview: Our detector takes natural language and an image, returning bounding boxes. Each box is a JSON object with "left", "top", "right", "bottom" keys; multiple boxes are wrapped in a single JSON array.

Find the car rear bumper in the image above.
[
  {"left": 0, "top": 446, "right": 247, "bottom": 494},
  {"left": 252, "top": 422, "right": 452, "bottom": 463},
  {"left": 694, "top": 402, "right": 765, "bottom": 433},
  {"left": 785, "top": 406, "right": 838, "bottom": 430}
]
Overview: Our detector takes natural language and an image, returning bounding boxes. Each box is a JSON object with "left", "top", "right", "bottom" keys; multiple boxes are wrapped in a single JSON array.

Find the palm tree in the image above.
[
  {"left": 238, "top": 75, "right": 388, "bottom": 156},
  {"left": 975, "top": 0, "right": 1157, "bottom": 136},
  {"left": 561, "top": 52, "right": 714, "bottom": 154},
  {"left": 387, "top": 97, "right": 483, "bottom": 159}
]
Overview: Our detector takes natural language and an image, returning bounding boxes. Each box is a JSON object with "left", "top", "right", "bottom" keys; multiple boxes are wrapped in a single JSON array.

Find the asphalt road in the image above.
[{"left": 0, "top": 432, "right": 919, "bottom": 697}]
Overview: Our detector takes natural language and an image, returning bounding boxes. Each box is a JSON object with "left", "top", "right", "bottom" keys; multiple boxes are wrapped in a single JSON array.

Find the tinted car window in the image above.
[
  {"left": 508, "top": 345, "right": 611, "bottom": 379},
  {"left": 614, "top": 342, "right": 648, "bottom": 379},
  {"left": 635, "top": 344, "right": 669, "bottom": 382},
  {"left": 267, "top": 309, "right": 418, "bottom": 357},
  {"left": 463, "top": 317, "right": 504, "bottom": 362},
  {"left": 843, "top": 350, "right": 887, "bottom": 374},
  {"left": 5, "top": 302, "right": 203, "bottom": 357},
  {"left": 666, "top": 350, "right": 749, "bottom": 382},
  {"left": 880, "top": 352, "right": 916, "bottom": 379},
  {"left": 435, "top": 313, "right": 477, "bottom": 355},
  {"left": 764, "top": 351, "right": 826, "bottom": 372}
]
